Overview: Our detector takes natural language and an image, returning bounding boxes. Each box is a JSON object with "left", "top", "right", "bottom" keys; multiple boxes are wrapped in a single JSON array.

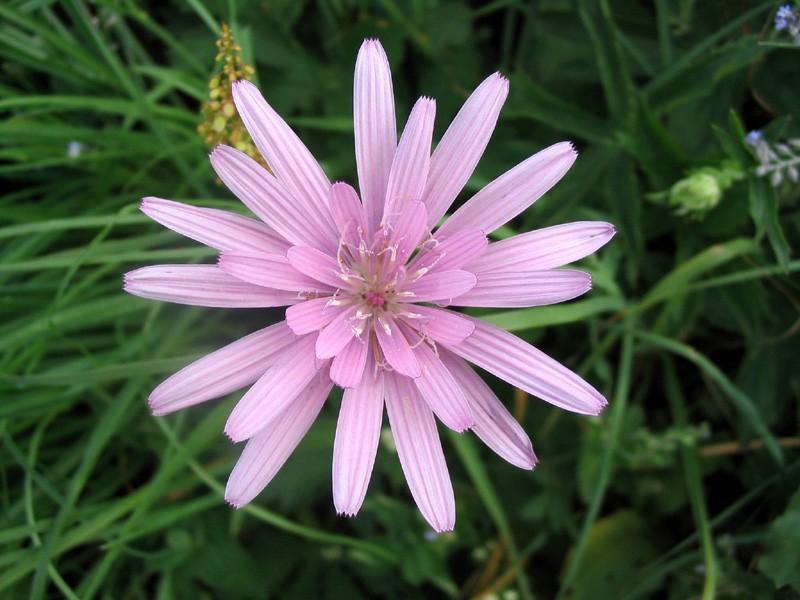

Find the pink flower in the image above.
[{"left": 124, "top": 39, "right": 615, "bottom": 532}]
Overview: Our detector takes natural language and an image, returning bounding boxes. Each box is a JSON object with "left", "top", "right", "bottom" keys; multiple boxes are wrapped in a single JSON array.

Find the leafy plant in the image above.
[{"left": 1, "top": 1, "right": 798, "bottom": 598}]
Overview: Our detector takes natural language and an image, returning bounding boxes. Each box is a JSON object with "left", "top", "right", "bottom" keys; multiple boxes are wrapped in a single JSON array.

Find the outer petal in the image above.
[
  {"left": 384, "top": 97, "right": 436, "bottom": 217},
  {"left": 410, "top": 338, "right": 474, "bottom": 432},
  {"left": 445, "top": 318, "right": 607, "bottom": 415},
  {"left": 401, "top": 270, "right": 477, "bottom": 303},
  {"left": 287, "top": 246, "right": 349, "bottom": 290},
  {"left": 148, "top": 321, "right": 296, "bottom": 416},
  {"left": 285, "top": 297, "right": 340, "bottom": 335},
  {"left": 330, "top": 337, "right": 370, "bottom": 388},
  {"left": 218, "top": 252, "right": 334, "bottom": 294},
  {"left": 423, "top": 73, "right": 509, "bottom": 228},
  {"left": 123, "top": 265, "right": 297, "bottom": 308},
  {"left": 437, "top": 142, "right": 577, "bottom": 237},
  {"left": 408, "top": 229, "right": 488, "bottom": 276},
  {"left": 354, "top": 39, "right": 397, "bottom": 233},
  {"left": 141, "top": 197, "right": 288, "bottom": 255},
  {"left": 384, "top": 372, "right": 456, "bottom": 532},
  {"left": 224, "top": 335, "right": 325, "bottom": 442},
  {"left": 230, "top": 81, "right": 337, "bottom": 244},
  {"left": 374, "top": 315, "right": 421, "bottom": 378},
  {"left": 225, "top": 373, "right": 333, "bottom": 508},
  {"left": 468, "top": 221, "right": 616, "bottom": 273},
  {"left": 210, "top": 145, "right": 334, "bottom": 252},
  {"left": 398, "top": 305, "right": 474, "bottom": 345},
  {"left": 440, "top": 350, "right": 537, "bottom": 469},
  {"left": 451, "top": 270, "right": 592, "bottom": 308},
  {"left": 332, "top": 364, "right": 384, "bottom": 515}
]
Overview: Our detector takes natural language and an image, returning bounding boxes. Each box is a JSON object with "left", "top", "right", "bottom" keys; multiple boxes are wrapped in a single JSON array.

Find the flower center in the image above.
[{"left": 364, "top": 290, "right": 386, "bottom": 307}]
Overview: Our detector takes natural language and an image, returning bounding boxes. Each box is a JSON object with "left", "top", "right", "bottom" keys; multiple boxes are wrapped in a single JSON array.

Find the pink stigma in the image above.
[{"left": 364, "top": 291, "right": 385, "bottom": 307}]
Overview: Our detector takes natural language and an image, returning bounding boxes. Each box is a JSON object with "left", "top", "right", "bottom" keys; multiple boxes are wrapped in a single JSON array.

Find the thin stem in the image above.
[
  {"left": 664, "top": 358, "right": 717, "bottom": 600},
  {"left": 557, "top": 329, "right": 635, "bottom": 598}
]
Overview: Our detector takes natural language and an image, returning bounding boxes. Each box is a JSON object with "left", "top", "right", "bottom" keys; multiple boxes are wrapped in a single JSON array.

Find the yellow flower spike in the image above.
[{"left": 198, "top": 22, "right": 269, "bottom": 173}]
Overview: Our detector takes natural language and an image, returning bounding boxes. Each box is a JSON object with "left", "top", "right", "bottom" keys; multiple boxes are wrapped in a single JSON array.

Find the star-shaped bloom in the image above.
[{"left": 125, "top": 39, "right": 615, "bottom": 532}]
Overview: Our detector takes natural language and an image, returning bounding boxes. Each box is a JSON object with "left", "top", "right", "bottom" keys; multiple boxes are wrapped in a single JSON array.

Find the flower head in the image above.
[
  {"left": 745, "top": 130, "right": 764, "bottom": 146},
  {"left": 125, "top": 39, "right": 615, "bottom": 532},
  {"left": 775, "top": 4, "right": 797, "bottom": 31}
]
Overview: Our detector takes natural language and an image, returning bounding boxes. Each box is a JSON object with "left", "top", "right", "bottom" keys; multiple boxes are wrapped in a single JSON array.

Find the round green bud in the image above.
[{"left": 669, "top": 172, "right": 721, "bottom": 215}]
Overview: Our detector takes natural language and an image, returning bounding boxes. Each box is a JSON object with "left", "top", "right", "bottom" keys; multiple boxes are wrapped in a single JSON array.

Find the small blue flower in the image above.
[
  {"left": 745, "top": 130, "right": 763, "bottom": 146},
  {"left": 67, "top": 140, "right": 85, "bottom": 158},
  {"left": 775, "top": 4, "right": 796, "bottom": 31}
]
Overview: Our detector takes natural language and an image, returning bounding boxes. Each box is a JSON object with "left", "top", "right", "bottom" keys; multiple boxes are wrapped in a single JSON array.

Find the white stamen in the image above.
[
  {"left": 399, "top": 311, "right": 425, "bottom": 320},
  {"left": 377, "top": 316, "right": 392, "bottom": 335},
  {"left": 327, "top": 289, "right": 345, "bottom": 307},
  {"left": 411, "top": 267, "right": 429, "bottom": 281}
]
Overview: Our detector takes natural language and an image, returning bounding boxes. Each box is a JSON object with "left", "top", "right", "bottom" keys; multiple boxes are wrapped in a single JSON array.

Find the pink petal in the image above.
[
  {"left": 286, "top": 245, "right": 348, "bottom": 290},
  {"left": 384, "top": 97, "right": 436, "bottom": 217},
  {"left": 230, "top": 82, "right": 337, "bottom": 244},
  {"left": 225, "top": 373, "right": 333, "bottom": 508},
  {"left": 210, "top": 144, "right": 334, "bottom": 252},
  {"left": 386, "top": 200, "right": 428, "bottom": 265},
  {"left": 141, "top": 197, "right": 288, "bottom": 255},
  {"left": 354, "top": 39, "right": 397, "bottom": 233},
  {"left": 408, "top": 228, "right": 488, "bottom": 275},
  {"left": 218, "top": 252, "right": 334, "bottom": 294},
  {"left": 437, "top": 142, "right": 577, "bottom": 237},
  {"left": 330, "top": 337, "right": 370, "bottom": 388},
  {"left": 384, "top": 372, "right": 455, "bottom": 532},
  {"left": 440, "top": 350, "right": 536, "bottom": 468},
  {"left": 316, "top": 306, "right": 358, "bottom": 359},
  {"left": 285, "top": 297, "right": 340, "bottom": 335},
  {"left": 401, "top": 270, "right": 477, "bottom": 303},
  {"left": 123, "top": 265, "right": 297, "bottom": 308},
  {"left": 468, "top": 221, "right": 616, "bottom": 273},
  {"left": 330, "top": 182, "right": 366, "bottom": 247},
  {"left": 224, "top": 335, "right": 326, "bottom": 442},
  {"left": 374, "top": 315, "right": 421, "bottom": 378},
  {"left": 423, "top": 73, "right": 509, "bottom": 228},
  {"left": 409, "top": 338, "right": 474, "bottom": 432},
  {"left": 332, "top": 365, "right": 384, "bottom": 516},
  {"left": 148, "top": 321, "right": 297, "bottom": 416},
  {"left": 451, "top": 269, "right": 592, "bottom": 308},
  {"left": 398, "top": 305, "right": 475, "bottom": 345},
  {"left": 445, "top": 318, "right": 607, "bottom": 415}
]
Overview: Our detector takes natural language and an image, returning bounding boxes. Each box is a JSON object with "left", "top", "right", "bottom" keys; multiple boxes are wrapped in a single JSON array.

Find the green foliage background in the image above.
[{"left": 1, "top": 0, "right": 799, "bottom": 598}]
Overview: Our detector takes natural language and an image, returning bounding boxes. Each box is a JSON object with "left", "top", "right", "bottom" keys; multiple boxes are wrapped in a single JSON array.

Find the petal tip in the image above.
[
  {"left": 431, "top": 520, "right": 455, "bottom": 533},
  {"left": 490, "top": 70, "right": 509, "bottom": 84},
  {"left": 223, "top": 424, "right": 245, "bottom": 444},
  {"left": 565, "top": 141, "right": 579, "bottom": 159},
  {"left": 521, "top": 445, "right": 539, "bottom": 470},
  {"left": 147, "top": 392, "right": 168, "bottom": 416},
  {"left": 335, "top": 505, "right": 359, "bottom": 518},
  {"left": 360, "top": 37, "right": 384, "bottom": 52},
  {"left": 224, "top": 493, "right": 247, "bottom": 509},
  {"left": 593, "top": 396, "right": 609, "bottom": 416},
  {"left": 121, "top": 270, "right": 138, "bottom": 289},
  {"left": 139, "top": 196, "right": 157, "bottom": 214},
  {"left": 450, "top": 417, "right": 475, "bottom": 433},
  {"left": 208, "top": 144, "right": 226, "bottom": 160},
  {"left": 231, "top": 79, "right": 254, "bottom": 92}
]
